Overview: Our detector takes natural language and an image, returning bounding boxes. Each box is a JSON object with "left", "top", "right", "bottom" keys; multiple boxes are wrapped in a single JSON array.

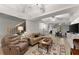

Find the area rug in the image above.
[
  {"left": 24, "top": 36, "right": 70, "bottom": 55},
  {"left": 24, "top": 43, "right": 66, "bottom": 55}
]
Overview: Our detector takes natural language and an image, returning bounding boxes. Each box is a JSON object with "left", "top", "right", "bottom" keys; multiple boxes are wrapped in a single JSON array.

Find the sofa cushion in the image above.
[
  {"left": 29, "top": 33, "right": 41, "bottom": 38},
  {"left": 15, "top": 43, "right": 27, "bottom": 51},
  {"left": 10, "top": 40, "right": 19, "bottom": 45},
  {"left": 9, "top": 36, "right": 20, "bottom": 42}
]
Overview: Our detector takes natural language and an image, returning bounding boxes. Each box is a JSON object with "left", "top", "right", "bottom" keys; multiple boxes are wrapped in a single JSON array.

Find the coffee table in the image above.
[{"left": 38, "top": 38, "right": 52, "bottom": 54}]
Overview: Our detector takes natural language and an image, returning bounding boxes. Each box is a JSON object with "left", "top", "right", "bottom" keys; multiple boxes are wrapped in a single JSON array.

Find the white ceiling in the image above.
[
  {"left": 0, "top": 4, "right": 78, "bottom": 24},
  {"left": 0, "top": 4, "right": 75, "bottom": 13},
  {"left": 30, "top": 5, "right": 79, "bottom": 25},
  {"left": 0, "top": 4, "right": 77, "bottom": 19}
]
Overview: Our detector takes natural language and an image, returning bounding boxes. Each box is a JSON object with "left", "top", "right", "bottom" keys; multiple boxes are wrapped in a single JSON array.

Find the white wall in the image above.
[
  {"left": 26, "top": 20, "right": 49, "bottom": 35},
  {"left": 0, "top": 13, "right": 24, "bottom": 47},
  {"left": 26, "top": 21, "right": 41, "bottom": 33}
]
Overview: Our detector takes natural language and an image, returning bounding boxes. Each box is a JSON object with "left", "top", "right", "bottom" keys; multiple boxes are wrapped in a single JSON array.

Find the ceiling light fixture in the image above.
[{"left": 30, "top": 4, "right": 45, "bottom": 13}]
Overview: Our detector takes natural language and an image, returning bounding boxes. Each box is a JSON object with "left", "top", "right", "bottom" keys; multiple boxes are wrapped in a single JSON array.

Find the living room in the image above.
[{"left": 0, "top": 4, "right": 79, "bottom": 55}]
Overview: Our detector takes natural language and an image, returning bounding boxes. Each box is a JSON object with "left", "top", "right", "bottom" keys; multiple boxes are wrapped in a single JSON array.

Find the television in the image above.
[{"left": 69, "top": 23, "right": 79, "bottom": 33}]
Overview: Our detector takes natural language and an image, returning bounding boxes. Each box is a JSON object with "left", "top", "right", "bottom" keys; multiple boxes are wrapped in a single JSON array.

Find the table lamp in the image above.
[{"left": 17, "top": 26, "right": 23, "bottom": 35}]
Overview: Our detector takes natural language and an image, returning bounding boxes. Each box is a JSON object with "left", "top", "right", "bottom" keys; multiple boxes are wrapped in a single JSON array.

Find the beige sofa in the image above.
[
  {"left": 1, "top": 34, "right": 29, "bottom": 55},
  {"left": 27, "top": 33, "right": 44, "bottom": 45}
]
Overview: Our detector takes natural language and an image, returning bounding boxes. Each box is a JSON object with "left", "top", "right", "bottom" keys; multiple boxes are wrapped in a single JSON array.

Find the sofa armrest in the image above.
[
  {"left": 8, "top": 45, "right": 20, "bottom": 55},
  {"left": 20, "top": 40, "right": 28, "bottom": 42}
]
